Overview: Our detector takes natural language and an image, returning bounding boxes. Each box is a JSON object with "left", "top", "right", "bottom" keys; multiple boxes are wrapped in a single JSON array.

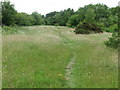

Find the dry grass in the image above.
[{"left": 3, "top": 34, "right": 62, "bottom": 44}]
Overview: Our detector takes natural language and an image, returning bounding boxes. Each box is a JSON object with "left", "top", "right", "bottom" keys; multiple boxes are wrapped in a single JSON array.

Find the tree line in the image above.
[
  {"left": 1, "top": 1, "right": 119, "bottom": 48},
  {"left": 1, "top": 1, "right": 117, "bottom": 29}
]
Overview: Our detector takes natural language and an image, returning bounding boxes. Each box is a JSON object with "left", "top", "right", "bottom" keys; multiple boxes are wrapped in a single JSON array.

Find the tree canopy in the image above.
[
  {"left": 31, "top": 12, "right": 43, "bottom": 25},
  {"left": 1, "top": 1, "right": 17, "bottom": 26}
]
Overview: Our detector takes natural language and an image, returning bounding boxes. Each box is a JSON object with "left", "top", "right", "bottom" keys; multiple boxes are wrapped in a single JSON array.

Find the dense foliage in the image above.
[
  {"left": 75, "top": 22, "right": 103, "bottom": 34},
  {"left": 15, "top": 13, "right": 35, "bottom": 26},
  {"left": 1, "top": 1, "right": 117, "bottom": 29},
  {"left": 31, "top": 12, "right": 43, "bottom": 25},
  {"left": 105, "top": 31, "right": 119, "bottom": 48},
  {"left": 45, "top": 8, "right": 74, "bottom": 26},
  {"left": 105, "top": 7, "right": 119, "bottom": 49},
  {"left": 1, "top": 1, "right": 17, "bottom": 26}
]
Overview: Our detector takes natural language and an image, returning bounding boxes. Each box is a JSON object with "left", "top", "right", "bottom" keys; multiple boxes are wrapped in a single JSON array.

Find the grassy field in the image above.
[
  {"left": 0, "top": 27, "right": 2, "bottom": 89},
  {"left": 2, "top": 26, "right": 118, "bottom": 88}
]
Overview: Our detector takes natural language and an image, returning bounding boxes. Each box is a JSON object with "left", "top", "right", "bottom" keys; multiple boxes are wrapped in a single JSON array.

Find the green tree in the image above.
[
  {"left": 1, "top": 1, "right": 17, "bottom": 26},
  {"left": 31, "top": 12, "right": 43, "bottom": 25},
  {"left": 0, "top": 3, "right": 2, "bottom": 25},
  {"left": 105, "top": 6, "right": 119, "bottom": 48},
  {"left": 45, "top": 11, "right": 59, "bottom": 25},
  {"left": 67, "top": 14, "right": 79, "bottom": 27},
  {"left": 45, "top": 8, "right": 74, "bottom": 26},
  {"left": 84, "top": 8, "right": 96, "bottom": 24},
  {"left": 15, "top": 13, "right": 35, "bottom": 26}
]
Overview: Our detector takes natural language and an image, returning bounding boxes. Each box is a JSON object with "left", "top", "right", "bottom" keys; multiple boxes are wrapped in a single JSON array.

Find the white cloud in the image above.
[{"left": 9, "top": 0, "right": 119, "bottom": 15}]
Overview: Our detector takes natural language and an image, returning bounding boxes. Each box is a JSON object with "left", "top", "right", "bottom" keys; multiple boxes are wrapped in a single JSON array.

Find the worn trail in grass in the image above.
[
  {"left": 56, "top": 31, "right": 77, "bottom": 88},
  {"left": 2, "top": 26, "right": 118, "bottom": 88},
  {"left": 65, "top": 52, "right": 76, "bottom": 88}
]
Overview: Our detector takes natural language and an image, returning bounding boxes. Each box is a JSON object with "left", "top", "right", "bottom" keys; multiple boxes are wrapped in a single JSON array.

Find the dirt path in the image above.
[
  {"left": 65, "top": 52, "right": 76, "bottom": 88},
  {"left": 56, "top": 30, "right": 76, "bottom": 88}
]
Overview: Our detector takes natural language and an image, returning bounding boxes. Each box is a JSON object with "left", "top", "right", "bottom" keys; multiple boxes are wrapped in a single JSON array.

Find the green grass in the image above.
[
  {"left": 74, "top": 41, "right": 118, "bottom": 88},
  {"left": 2, "top": 26, "right": 118, "bottom": 88},
  {"left": 0, "top": 27, "right": 2, "bottom": 89}
]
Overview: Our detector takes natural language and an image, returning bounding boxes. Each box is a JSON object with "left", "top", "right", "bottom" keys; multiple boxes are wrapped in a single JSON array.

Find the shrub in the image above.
[
  {"left": 2, "top": 26, "right": 17, "bottom": 34},
  {"left": 105, "top": 31, "right": 119, "bottom": 49},
  {"left": 74, "top": 22, "right": 103, "bottom": 34}
]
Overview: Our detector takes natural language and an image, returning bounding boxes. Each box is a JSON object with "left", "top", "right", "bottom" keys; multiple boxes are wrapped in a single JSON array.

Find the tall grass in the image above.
[
  {"left": 0, "top": 27, "right": 2, "bottom": 89},
  {"left": 74, "top": 42, "right": 118, "bottom": 88},
  {"left": 2, "top": 26, "right": 118, "bottom": 88},
  {"left": 2, "top": 26, "right": 72, "bottom": 88}
]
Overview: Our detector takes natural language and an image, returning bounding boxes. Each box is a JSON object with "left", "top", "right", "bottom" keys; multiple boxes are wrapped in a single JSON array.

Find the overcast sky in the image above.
[{"left": 5, "top": 0, "right": 120, "bottom": 15}]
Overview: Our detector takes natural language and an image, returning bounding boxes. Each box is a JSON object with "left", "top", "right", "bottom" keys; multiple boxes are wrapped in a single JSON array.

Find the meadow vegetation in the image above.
[
  {"left": 0, "top": 27, "right": 2, "bottom": 89},
  {"left": 2, "top": 26, "right": 118, "bottom": 88}
]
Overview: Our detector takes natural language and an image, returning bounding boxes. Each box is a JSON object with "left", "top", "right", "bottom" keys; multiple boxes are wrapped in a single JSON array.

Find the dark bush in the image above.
[{"left": 74, "top": 22, "right": 103, "bottom": 34}]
